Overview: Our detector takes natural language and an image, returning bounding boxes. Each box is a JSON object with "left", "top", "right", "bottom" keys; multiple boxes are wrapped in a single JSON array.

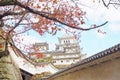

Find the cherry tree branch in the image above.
[
  {"left": 101, "top": 0, "right": 120, "bottom": 8},
  {"left": 8, "top": 14, "right": 25, "bottom": 34},
  {"left": 0, "top": 0, "right": 108, "bottom": 31},
  {"left": 15, "top": 0, "right": 108, "bottom": 30},
  {"left": 0, "top": 11, "right": 26, "bottom": 19},
  {"left": 0, "top": 0, "right": 15, "bottom": 6},
  {"left": 14, "top": 27, "right": 32, "bottom": 35},
  {"left": 4, "top": 13, "right": 25, "bottom": 51}
]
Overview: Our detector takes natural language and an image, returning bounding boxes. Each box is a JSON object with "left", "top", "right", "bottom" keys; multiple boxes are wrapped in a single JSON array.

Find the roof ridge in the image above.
[{"left": 82, "top": 43, "right": 120, "bottom": 63}]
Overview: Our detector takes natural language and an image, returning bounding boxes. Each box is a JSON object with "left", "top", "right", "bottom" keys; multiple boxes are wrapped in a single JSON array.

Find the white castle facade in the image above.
[
  {"left": 30, "top": 34, "right": 86, "bottom": 69},
  {"left": 52, "top": 34, "right": 86, "bottom": 68}
]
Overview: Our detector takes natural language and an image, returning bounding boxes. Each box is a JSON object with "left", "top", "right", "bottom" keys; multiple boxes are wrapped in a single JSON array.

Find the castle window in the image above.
[
  {"left": 68, "top": 40, "right": 70, "bottom": 43},
  {"left": 53, "top": 61, "right": 56, "bottom": 63},
  {"left": 61, "top": 61, "right": 63, "bottom": 63}
]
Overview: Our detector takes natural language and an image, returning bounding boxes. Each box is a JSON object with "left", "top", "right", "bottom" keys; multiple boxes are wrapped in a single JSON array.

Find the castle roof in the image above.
[
  {"left": 8, "top": 45, "right": 58, "bottom": 75},
  {"left": 58, "top": 34, "right": 75, "bottom": 40},
  {"left": 43, "top": 43, "right": 120, "bottom": 79},
  {"left": 35, "top": 42, "right": 48, "bottom": 46}
]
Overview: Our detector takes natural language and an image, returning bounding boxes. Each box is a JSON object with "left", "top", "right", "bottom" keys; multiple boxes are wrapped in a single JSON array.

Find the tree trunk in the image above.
[{"left": 0, "top": 51, "right": 23, "bottom": 80}]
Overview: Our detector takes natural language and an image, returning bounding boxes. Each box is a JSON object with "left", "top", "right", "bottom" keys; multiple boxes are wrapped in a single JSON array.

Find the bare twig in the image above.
[{"left": 14, "top": 28, "right": 32, "bottom": 35}]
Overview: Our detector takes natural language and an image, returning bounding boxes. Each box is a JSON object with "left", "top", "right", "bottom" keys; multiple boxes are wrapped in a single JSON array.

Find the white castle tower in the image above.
[{"left": 52, "top": 34, "right": 86, "bottom": 69}]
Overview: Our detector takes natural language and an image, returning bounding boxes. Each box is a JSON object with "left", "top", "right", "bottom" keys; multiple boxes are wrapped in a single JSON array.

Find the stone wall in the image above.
[{"left": 0, "top": 53, "right": 22, "bottom": 80}]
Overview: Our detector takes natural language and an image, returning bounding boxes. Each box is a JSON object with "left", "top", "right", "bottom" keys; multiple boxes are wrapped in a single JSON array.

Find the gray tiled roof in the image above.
[
  {"left": 44, "top": 43, "right": 120, "bottom": 79},
  {"left": 81, "top": 43, "right": 120, "bottom": 64}
]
